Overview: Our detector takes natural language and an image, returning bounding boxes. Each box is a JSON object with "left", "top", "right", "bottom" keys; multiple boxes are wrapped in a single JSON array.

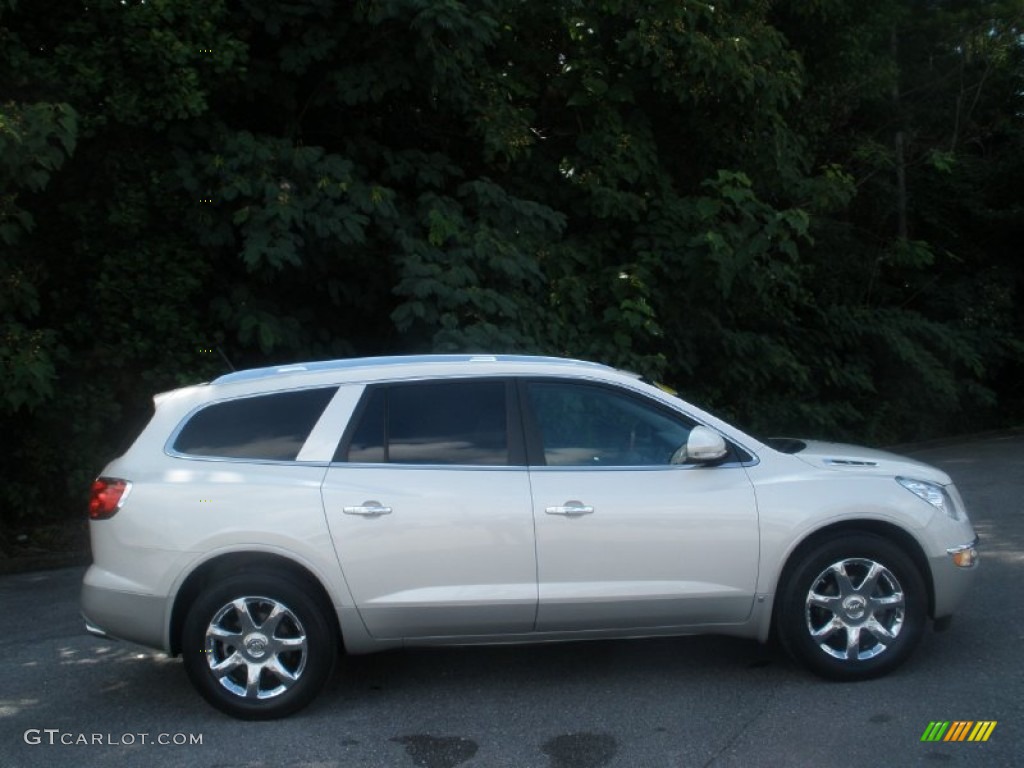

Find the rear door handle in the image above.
[
  {"left": 545, "top": 501, "right": 594, "bottom": 517},
  {"left": 343, "top": 500, "right": 393, "bottom": 516}
]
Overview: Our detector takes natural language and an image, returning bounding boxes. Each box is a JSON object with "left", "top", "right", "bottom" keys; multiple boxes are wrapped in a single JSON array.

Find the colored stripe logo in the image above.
[{"left": 921, "top": 721, "right": 997, "bottom": 742}]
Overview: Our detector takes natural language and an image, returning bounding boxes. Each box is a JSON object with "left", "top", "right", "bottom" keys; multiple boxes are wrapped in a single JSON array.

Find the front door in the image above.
[{"left": 523, "top": 380, "right": 760, "bottom": 632}]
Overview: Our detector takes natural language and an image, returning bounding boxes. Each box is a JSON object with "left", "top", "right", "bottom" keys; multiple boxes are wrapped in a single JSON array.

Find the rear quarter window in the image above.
[{"left": 172, "top": 387, "right": 337, "bottom": 461}]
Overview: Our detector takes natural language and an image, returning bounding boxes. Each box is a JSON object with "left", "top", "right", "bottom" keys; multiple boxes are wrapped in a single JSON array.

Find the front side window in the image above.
[
  {"left": 339, "top": 380, "right": 509, "bottom": 465},
  {"left": 526, "top": 381, "right": 694, "bottom": 467},
  {"left": 172, "top": 388, "right": 337, "bottom": 461}
]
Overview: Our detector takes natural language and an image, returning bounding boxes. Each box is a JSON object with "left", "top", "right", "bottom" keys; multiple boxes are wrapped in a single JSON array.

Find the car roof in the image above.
[{"left": 211, "top": 354, "right": 620, "bottom": 387}]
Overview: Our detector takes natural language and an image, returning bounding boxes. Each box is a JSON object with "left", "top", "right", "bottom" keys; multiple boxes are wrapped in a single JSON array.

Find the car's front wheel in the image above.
[
  {"left": 777, "top": 533, "right": 927, "bottom": 680},
  {"left": 182, "top": 572, "right": 337, "bottom": 719}
]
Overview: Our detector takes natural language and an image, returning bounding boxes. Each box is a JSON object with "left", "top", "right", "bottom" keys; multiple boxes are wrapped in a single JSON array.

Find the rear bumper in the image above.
[
  {"left": 81, "top": 565, "right": 168, "bottom": 651},
  {"left": 84, "top": 617, "right": 113, "bottom": 639}
]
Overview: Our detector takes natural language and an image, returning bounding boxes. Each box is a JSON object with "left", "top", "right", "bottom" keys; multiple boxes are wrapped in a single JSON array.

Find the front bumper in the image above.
[
  {"left": 930, "top": 536, "right": 980, "bottom": 619},
  {"left": 946, "top": 537, "right": 979, "bottom": 568}
]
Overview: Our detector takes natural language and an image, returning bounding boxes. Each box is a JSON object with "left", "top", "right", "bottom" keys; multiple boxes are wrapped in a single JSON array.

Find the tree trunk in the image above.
[{"left": 891, "top": 27, "right": 908, "bottom": 240}]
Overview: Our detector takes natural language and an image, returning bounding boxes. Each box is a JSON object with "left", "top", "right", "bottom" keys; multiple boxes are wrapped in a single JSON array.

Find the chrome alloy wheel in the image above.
[
  {"left": 804, "top": 558, "right": 906, "bottom": 661},
  {"left": 204, "top": 596, "right": 309, "bottom": 700}
]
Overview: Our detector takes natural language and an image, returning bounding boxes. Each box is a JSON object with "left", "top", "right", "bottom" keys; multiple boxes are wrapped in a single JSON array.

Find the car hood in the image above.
[{"left": 789, "top": 440, "right": 952, "bottom": 484}]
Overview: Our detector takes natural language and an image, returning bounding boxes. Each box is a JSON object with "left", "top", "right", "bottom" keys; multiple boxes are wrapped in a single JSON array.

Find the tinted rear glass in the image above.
[
  {"left": 346, "top": 387, "right": 386, "bottom": 463},
  {"left": 173, "top": 388, "right": 336, "bottom": 460},
  {"left": 339, "top": 380, "right": 508, "bottom": 465}
]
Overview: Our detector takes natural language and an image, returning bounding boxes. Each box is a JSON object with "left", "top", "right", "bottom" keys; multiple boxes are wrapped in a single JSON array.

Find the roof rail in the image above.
[{"left": 211, "top": 354, "right": 612, "bottom": 385}]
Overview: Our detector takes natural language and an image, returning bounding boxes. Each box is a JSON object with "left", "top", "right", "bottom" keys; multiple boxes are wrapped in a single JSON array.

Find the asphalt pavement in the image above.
[{"left": 0, "top": 434, "right": 1021, "bottom": 767}]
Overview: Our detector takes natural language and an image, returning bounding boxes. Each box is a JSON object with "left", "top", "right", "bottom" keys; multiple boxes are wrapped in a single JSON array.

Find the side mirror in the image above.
[{"left": 671, "top": 426, "right": 729, "bottom": 464}]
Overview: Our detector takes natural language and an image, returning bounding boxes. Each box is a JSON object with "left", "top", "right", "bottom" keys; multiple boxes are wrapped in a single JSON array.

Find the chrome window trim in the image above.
[
  {"left": 327, "top": 462, "right": 528, "bottom": 472},
  {"left": 326, "top": 459, "right": 754, "bottom": 471},
  {"left": 526, "top": 461, "right": 755, "bottom": 472},
  {"left": 161, "top": 452, "right": 333, "bottom": 468}
]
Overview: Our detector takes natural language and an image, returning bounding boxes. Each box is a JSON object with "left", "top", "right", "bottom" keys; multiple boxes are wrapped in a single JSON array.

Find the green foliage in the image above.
[
  {"left": 1, "top": 100, "right": 77, "bottom": 416},
  {"left": 1, "top": 0, "right": 1022, "bottom": 533}
]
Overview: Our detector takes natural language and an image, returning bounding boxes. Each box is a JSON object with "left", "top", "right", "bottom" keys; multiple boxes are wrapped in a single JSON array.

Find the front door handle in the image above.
[
  {"left": 343, "top": 500, "right": 393, "bottom": 516},
  {"left": 545, "top": 500, "right": 594, "bottom": 517}
]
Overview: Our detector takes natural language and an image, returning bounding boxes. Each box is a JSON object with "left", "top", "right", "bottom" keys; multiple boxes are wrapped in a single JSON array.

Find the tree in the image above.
[{"left": 1, "top": 0, "right": 1022, "bottom": 537}]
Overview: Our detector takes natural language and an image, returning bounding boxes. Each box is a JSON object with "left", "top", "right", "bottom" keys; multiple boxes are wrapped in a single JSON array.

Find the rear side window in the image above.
[
  {"left": 339, "top": 380, "right": 509, "bottom": 465},
  {"left": 173, "top": 388, "right": 337, "bottom": 461}
]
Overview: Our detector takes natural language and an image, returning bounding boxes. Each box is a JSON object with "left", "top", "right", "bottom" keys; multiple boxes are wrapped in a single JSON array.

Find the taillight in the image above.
[{"left": 88, "top": 478, "right": 132, "bottom": 520}]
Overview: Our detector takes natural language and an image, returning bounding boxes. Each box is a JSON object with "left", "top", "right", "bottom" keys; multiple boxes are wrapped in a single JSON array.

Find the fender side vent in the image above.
[{"left": 823, "top": 458, "right": 879, "bottom": 467}]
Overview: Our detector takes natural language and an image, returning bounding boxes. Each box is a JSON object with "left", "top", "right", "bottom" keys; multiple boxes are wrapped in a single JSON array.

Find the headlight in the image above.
[{"left": 897, "top": 477, "right": 960, "bottom": 520}]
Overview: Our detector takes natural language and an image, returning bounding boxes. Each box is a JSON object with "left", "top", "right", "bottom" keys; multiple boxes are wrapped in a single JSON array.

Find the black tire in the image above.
[
  {"left": 776, "top": 533, "right": 927, "bottom": 681},
  {"left": 182, "top": 572, "right": 337, "bottom": 719}
]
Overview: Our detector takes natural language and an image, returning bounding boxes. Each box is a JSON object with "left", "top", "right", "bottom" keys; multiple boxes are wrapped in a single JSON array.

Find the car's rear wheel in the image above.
[
  {"left": 182, "top": 572, "right": 337, "bottom": 719},
  {"left": 777, "top": 533, "right": 927, "bottom": 680}
]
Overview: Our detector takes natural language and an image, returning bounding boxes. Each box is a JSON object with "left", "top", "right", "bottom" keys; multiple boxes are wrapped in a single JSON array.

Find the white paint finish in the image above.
[
  {"left": 89, "top": 461, "right": 334, "bottom": 603},
  {"left": 296, "top": 384, "right": 365, "bottom": 462},
  {"left": 320, "top": 465, "right": 537, "bottom": 638},
  {"left": 84, "top": 354, "right": 980, "bottom": 666},
  {"left": 530, "top": 465, "right": 759, "bottom": 630}
]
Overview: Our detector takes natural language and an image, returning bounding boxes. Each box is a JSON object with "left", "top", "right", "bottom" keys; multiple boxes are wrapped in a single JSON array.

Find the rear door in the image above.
[{"left": 320, "top": 378, "right": 537, "bottom": 639}]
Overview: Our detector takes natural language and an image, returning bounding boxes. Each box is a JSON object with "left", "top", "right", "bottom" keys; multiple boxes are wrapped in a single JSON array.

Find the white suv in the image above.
[{"left": 82, "top": 354, "right": 979, "bottom": 719}]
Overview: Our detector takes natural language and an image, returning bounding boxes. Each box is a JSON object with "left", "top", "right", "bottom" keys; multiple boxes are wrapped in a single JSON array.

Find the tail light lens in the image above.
[{"left": 89, "top": 478, "right": 132, "bottom": 520}]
